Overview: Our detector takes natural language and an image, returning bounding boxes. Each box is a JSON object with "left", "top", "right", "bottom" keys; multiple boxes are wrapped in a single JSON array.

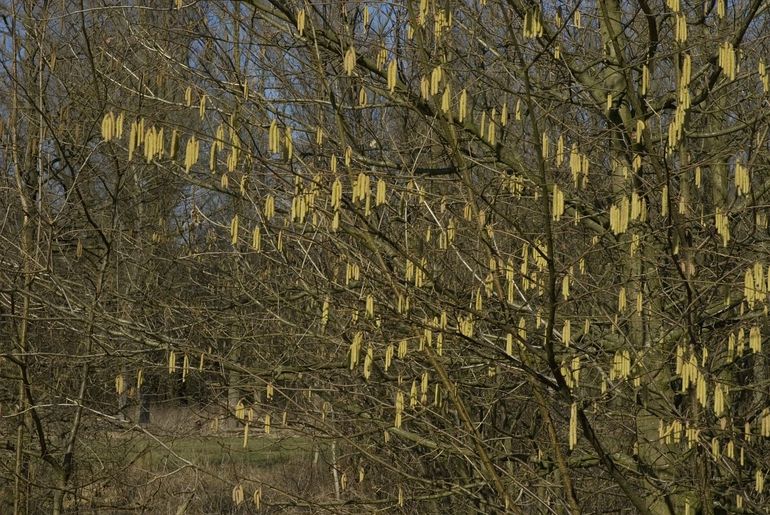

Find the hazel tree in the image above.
[{"left": 3, "top": 1, "right": 770, "bottom": 513}]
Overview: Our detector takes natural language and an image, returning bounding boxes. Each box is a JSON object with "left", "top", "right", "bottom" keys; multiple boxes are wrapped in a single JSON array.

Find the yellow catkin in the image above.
[
  {"left": 349, "top": 332, "right": 362, "bottom": 369},
  {"left": 714, "top": 383, "right": 726, "bottom": 416},
  {"left": 440, "top": 85, "right": 450, "bottom": 112},
  {"left": 394, "top": 390, "right": 404, "bottom": 428},
  {"left": 488, "top": 115, "right": 496, "bottom": 145},
  {"left": 167, "top": 129, "right": 178, "bottom": 159},
  {"left": 522, "top": 7, "right": 543, "bottom": 38},
  {"left": 385, "top": 344, "right": 393, "bottom": 370},
  {"left": 572, "top": 357, "right": 581, "bottom": 387},
  {"left": 264, "top": 194, "right": 275, "bottom": 220},
  {"left": 420, "top": 76, "right": 430, "bottom": 100},
  {"left": 686, "top": 424, "right": 698, "bottom": 449},
  {"left": 230, "top": 215, "right": 239, "bottom": 245},
  {"left": 759, "top": 408, "right": 770, "bottom": 436},
  {"left": 500, "top": 102, "right": 508, "bottom": 126},
  {"left": 611, "top": 350, "right": 631, "bottom": 380},
  {"left": 458, "top": 88, "right": 467, "bottom": 122},
  {"left": 735, "top": 161, "right": 750, "bottom": 196},
  {"left": 505, "top": 333, "right": 514, "bottom": 356},
  {"left": 285, "top": 127, "right": 293, "bottom": 160},
  {"left": 375, "top": 47, "right": 386, "bottom": 70},
  {"left": 136, "top": 118, "right": 145, "bottom": 146},
  {"left": 695, "top": 375, "right": 706, "bottom": 407},
  {"left": 331, "top": 178, "right": 342, "bottom": 210},
  {"left": 430, "top": 66, "right": 442, "bottom": 96},
  {"left": 184, "top": 136, "right": 199, "bottom": 173},
  {"left": 551, "top": 184, "right": 564, "bottom": 221},
  {"left": 635, "top": 119, "right": 645, "bottom": 144},
  {"left": 570, "top": 144, "right": 580, "bottom": 186},
  {"left": 376, "top": 178, "right": 386, "bottom": 206},
  {"left": 363, "top": 345, "right": 373, "bottom": 380},
  {"left": 387, "top": 59, "right": 398, "bottom": 93},
  {"left": 344, "top": 46, "right": 356, "bottom": 75},
  {"left": 718, "top": 41, "right": 736, "bottom": 80},
  {"left": 115, "top": 374, "right": 125, "bottom": 394},
  {"left": 199, "top": 94, "right": 207, "bottom": 119},
  {"left": 101, "top": 111, "right": 115, "bottom": 141},
  {"left": 155, "top": 128, "right": 164, "bottom": 159},
  {"left": 715, "top": 207, "right": 730, "bottom": 246},
  {"left": 759, "top": 59, "right": 769, "bottom": 93},
  {"left": 750, "top": 325, "right": 762, "bottom": 353},
  {"left": 227, "top": 144, "right": 239, "bottom": 173},
  {"left": 251, "top": 226, "right": 261, "bottom": 251},
  {"left": 268, "top": 120, "right": 279, "bottom": 154},
  {"left": 610, "top": 196, "right": 630, "bottom": 235},
  {"left": 137, "top": 120, "right": 153, "bottom": 155},
  {"left": 209, "top": 140, "right": 217, "bottom": 172},
  {"left": 128, "top": 121, "right": 137, "bottom": 160},
  {"left": 233, "top": 484, "right": 244, "bottom": 505},
  {"left": 569, "top": 402, "right": 578, "bottom": 449},
  {"left": 675, "top": 13, "right": 687, "bottom": 43},
  {"left": 296, "top": 9, "right": 305, "bottom": 36},
  {"left": 113, "top": 111, "right": 123, "bottom": 139},
  {"left": 359, "top": 86, "right": 367, "bottom": 107},
  {"left": 420, "top": 372, "right": 429, "bottom": 405}
]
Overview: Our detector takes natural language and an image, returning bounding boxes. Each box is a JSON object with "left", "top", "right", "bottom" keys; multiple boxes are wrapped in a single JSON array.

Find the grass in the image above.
[
  {"left": 72, "top": 408, "right": 336, "bottom": 512},
  {"left": 76, "top": 432, "right": 332, "bottom": 513},
  {"left": 142, "top": 434, "right": 316, "bottom": 468}
]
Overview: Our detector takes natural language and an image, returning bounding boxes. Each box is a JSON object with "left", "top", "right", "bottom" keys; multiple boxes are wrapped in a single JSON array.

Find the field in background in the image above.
[{"left": 70, "top": 406, "right": 337, "bottom": 514}]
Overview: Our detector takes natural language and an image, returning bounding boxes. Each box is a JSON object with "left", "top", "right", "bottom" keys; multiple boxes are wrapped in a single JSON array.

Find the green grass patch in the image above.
[
  {"left": 99, "top": 434, "right": 320, "bottom": 471},
  {"left": 154, "top": 435, "right": 314, "bottom": 468}
]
